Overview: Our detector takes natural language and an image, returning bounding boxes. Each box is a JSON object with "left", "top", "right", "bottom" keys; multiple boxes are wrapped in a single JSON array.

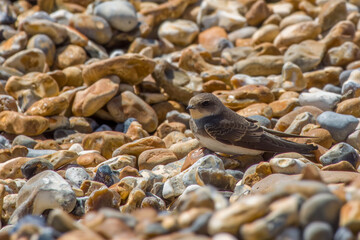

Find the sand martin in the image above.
[{"left": 187, "top": 93, "right": 317, "bottom": 155}]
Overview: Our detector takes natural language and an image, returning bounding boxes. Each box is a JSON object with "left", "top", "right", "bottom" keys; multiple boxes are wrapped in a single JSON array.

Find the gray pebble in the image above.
[
  {"left": 300, "top": 193, "right": 342, "bottom": 227},
  {"left": 299, "top": 91, "right": 341, "bottom": 111},
  {"left": 317, "top": 111, "right": 359, "bottom": 142},
  {"left": 65, "top": 167, "right": 90, "bottom": 187},
  {"left": 12, "top": 135, "right": 37, "bottom": 148},
  {"left": 303, "top": 222, "right": 333, "bottom": 240},
  {"left": 320, "top": 142, "right": 360, "bottom": 168},
  {"left": 246, "top": 115, "right": 271, "bottom": 128},
  {"left": 323, "top": 84, "right": 341, "bottom": 94},
  {"left": 94, "top": 1, "right": 138, "bottom": 32},
  {"left": 26, "top": 149, "right": 57, "bottom": 158},
  {"left": 166, "top": 110, "right": 191, "bottom": 128}
]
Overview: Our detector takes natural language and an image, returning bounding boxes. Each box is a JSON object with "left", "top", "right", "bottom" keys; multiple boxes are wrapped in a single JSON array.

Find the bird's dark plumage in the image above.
[{"left": 188, "top": 93, "right": 317, "bottom": 155}]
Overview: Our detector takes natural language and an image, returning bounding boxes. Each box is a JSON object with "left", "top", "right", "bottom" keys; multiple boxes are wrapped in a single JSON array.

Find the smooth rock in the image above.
[
  {"left": 303, "top": 222, "right": 333, "bottom": 240},
  {"left": 320, "top": 142, "right": 360, "bottom": 168},
  {"left": 94, "top": 1, "right": 138, "bottom": 32},
  {"left": 317, "top": 111, "right": 359, "bottom": 142},
  {"left": 158, "top": 19, "right": 199, "bottom": 46},
  {"left": 299, "top": 91, "right": 341, "bottom": 111},
  {"left": 3, "top": 48, "right": 46, "bottom": 74},
  {"left": 9, "top": 170, "right": 76, "bottom": 224},
  {"left": 300, "top": 193, "right": 342, "bottom": 227}
]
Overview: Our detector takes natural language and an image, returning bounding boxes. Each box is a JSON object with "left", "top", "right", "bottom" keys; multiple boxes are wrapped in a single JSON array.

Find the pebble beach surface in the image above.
[{"left": 1, "top": 0, "right": 360, "bottom": 239}]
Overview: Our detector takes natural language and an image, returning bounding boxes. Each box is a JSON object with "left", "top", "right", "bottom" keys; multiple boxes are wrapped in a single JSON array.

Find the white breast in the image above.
[{"left": 195, "top": 134, "right": 263, "bottom": 155}]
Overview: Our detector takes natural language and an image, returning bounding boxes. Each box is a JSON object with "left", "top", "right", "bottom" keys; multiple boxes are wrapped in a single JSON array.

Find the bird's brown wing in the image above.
[{"left": 204, "top": 118, "right": 264, "bottom": 144}]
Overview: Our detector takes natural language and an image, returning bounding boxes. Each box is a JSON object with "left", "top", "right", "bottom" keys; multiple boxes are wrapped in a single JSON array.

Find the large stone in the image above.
[
  {"left": 0, "top": 31, "right": 27, "bottom": 58},
  {"left": 9, "top": 170, "right": 76, "bottom": 224},
  {"left": 94, "top": 0, "right": 138, "bottom": 32},
  {"left": 274, "top": 21, "right": 321, "bottom": 49},
  {"left": 284, "top": 40, "right": 326, "bottom": 72},
  {"left": 158, "top": 19, "right": 199, "bottom": 46},
  {"left": 300, "top": 193, "right": 342, "bottom": 227},
  {"left": 70, "top": 14, "right": 112, "bottom": 45},
  {"left": 319, "top": 142, "right": 360, "bottom": 168},
  {"left": 152, "top": 60, "right": 194, "bottom": 105},
  {"left": 120, "top": 91, "right": 158, "bottom": 132},
  {"left": 54, "top": 44, "right": 87, "bottom": 70},
  {"left": 27, "top": 34, "right": 56, "bottom": 67},
  {"left": 317, "top": 111, "right": 359, "bottom": 142},
  {"left": 234, "top": 55, "right": 284, "bottom": 76},
  {"left": 3, "top": 48, "right": 46, "bottom": 74},
  {"left": 72, "top": 78, "right": 119, "bottom": 117},
  {"left": 112, "top": 136, "right": 165, "bottom": 158},
  {"left": 5, "top": 72, "right": 59, "bottom": 99},
  {"left": 82, "top": 54, "right": 155, "bottom": 86},
  {"left": 21, "top": 19, "right": 68, "bottom": 44},
  {"left": 138, "top": 148, "right": 178, "bottom": 170},
  {"left": 318, "top": 0, "right": 347, "bottom": 32},
  {"left": 0, "top": 111, "right": 49, "bottom": 136},
  {"left": 82, "top": 131, "right": 131, "bottom": 159},
  {"left": 209, "top": 195, "right": 271, "bottom": 235},
  {"left": 26, "top": 96, "right": 69, "bottom": 116}
]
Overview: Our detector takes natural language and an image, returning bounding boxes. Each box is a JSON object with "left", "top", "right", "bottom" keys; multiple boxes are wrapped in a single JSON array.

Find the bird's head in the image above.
[{"left": 187, "top": 93, "right": 223, "bottom": 119}]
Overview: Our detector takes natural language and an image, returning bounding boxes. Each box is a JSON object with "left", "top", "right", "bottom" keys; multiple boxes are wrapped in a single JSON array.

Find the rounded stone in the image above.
[
  {"left": 319, "top": 142, "right": 360, "bottom": 168},
  {"left": 54, "top": 44, "right": 87, "bottom": 70},
  {"left": 94, "top": 1, "right": 138, "bottom": 32},
  {"left": 27, "top": 34, "right": 55, "bottom": 67},
  {"left": 317, "top": 111, "right": 359, "bottom": 142},
  {"left": 303, "top": 222, "right": 333, "bottom": 240},
  {"left": 70, "top": 14, "right": 112, "bottom": 45},
  {"left": 158, "top": 19, "right": 199, "bottom": 46},
  {"left": 21, "top": 158, "right": 53, "bottom": 180},
  {"left": 300, "top": 193, "right": 342, "bottom": 227},
  {"left": 65, "top": 167, "right": 90, "bottom": 187}
]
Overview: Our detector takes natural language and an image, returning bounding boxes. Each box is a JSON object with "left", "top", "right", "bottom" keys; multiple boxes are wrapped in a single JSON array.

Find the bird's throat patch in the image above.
[{"left": 189, "top": 109, "right": 208, "bottom": 120}]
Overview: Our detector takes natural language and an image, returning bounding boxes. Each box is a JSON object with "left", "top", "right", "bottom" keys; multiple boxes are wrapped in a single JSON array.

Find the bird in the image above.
[{"left": 187, "top": 93, "right": 317, "bottom": 155}]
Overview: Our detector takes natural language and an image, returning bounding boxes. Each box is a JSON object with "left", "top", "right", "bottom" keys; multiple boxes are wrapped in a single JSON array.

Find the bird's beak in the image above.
[{"left": 186, "top": 105, "right": 195, "bottom": 110}]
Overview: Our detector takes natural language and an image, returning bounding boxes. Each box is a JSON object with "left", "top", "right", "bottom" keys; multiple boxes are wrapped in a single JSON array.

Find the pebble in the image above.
[
  {"left": 303, "top": 222, "right": 333, "bottom": 240},
  {"left": 317, "top": 111, "right": 359, "bottom": 142},
  {"left": 9, "top": 170, "right": 76, "bottom": 224},
  {"left": 94, "top": 1, "right": 138, "bottom": 32},
  {"left": 319, "top": 142, "right": 360, "bottom": 168},
  {"left": 1, "top": 0, "right": 360, "bottom": 239}
]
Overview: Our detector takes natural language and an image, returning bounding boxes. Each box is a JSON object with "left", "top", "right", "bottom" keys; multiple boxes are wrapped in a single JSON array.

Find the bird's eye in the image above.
[{"left": 201, "top": 101, "right": 210, "bottom": 106}]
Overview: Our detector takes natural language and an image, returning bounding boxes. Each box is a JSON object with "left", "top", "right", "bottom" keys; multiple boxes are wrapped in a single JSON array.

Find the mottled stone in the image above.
[
  {"left": 245, "top": 0, "right": 271, "bottom": 26},
  {"left": 94, "top": 1, "right": 138, "bottom": 32},
  {"left": 5, "top": 72, "right": 59, "bottom": 99},
  {"left": 9, "top": 170, "right": 76, "bottom": 224},
  {"left": 0, "top": 31, "right": 27, "bottom": 58},
  {"left": 70, "top": 14, "right": 112, "bottom": 45},
  {"left": 27, "top": 34, "right": 55, "bottom": 67},
  {"left": 54, "top": 44, "right": 87, "bottom": 70},
  {"left": 82, "top": 131, "right": 131, "bottom": 159},
  {"left": 3, "top": 48, "right": 46, "bottom": 74},
  {"left": 138, "top": 148, "right": 178, "bottom": 170},
  {"left": 274, "top": 21, "right": 321, "bottom": 49},
  {"left": 234, "top": 55, "right": 284, "bottom": 76},
  {"left": 72, "top": 78, "right": 119, "bottom": 117},
  {"left": 284, "top": 40, "right": 326, "bottom": 72},
  {"left": 158, "top": 19, "right": 198, "bottom": 46},
  {"left": 121, "top": 91, "right": 158, "bottom": 133},
  {"left": 0, "top": 111, "right": 49, "bottom": 136},
  {"left": 318, "top": 0, "right": 347, "bottom": 32},
  {"left": 82, "top": 54, "right": 155, "bottom": 86},
  {"left": 300, "top": 193, "right": 342, "bottom": 227},
  {"left": 26, "top": 96, "right": 68, "bottom": 116},
  {"left": 113, "top": 136, "right": 165, "bottom": 158},
  {"left": 320, "top": 143, "right": 360, "bottom": 168}
]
